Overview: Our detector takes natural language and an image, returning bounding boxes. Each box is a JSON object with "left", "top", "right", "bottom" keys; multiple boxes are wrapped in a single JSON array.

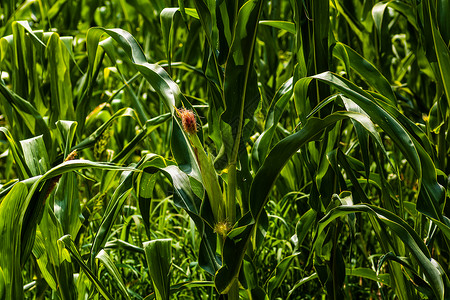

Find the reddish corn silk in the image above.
[{"left": 178, "top": 108, "right": 197, "bottom": 134}]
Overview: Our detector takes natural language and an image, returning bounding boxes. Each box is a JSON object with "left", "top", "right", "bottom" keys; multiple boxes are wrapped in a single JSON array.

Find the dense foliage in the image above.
[{"left": 0, "top": 0, "right": 449, "bottom": 299}]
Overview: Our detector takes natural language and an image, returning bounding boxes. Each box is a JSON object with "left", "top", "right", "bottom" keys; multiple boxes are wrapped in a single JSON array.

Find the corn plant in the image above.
[{"left": 0, "top": 0, "right": 449, "bottom": 299}]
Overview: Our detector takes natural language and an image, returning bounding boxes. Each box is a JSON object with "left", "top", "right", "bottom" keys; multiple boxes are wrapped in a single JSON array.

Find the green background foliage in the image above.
[{"left": 0, "top": 0, "right": 449, "bottom": 299}]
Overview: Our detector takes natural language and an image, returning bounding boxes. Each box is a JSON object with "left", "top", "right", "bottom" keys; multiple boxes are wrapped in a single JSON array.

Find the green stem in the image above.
[
  {"left": 227, "top": 163, "right": 237, "bottom": 225},
  {"left": 226, "top": 161, "right": 239, "bottom": 300}
]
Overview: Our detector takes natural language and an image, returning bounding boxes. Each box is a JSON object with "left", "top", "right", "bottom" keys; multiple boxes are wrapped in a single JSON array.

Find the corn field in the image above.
[{"left": 0, "top": 0, "right": 449, "bottom": 299}]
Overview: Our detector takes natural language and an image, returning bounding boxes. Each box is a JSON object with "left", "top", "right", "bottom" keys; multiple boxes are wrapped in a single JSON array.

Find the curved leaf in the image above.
[
  {"left": 96, "top": 250, "right": 130, "bottom": 300},
  {"left": 216, "top": 110, "right": 393, "bottom": 293},
  {"left": 59, "top": 235, "right": 113, "bottom": 300},
  {"left": 312, "top": 72, "right": 446, "bottom": 223},
  {"left": 316, "top": 204, "right": 444, "bottom": 299}
]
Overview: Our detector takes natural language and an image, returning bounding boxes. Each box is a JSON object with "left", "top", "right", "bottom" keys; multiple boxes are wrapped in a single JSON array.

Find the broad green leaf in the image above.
[
  {"left": 377, "top": 252, "right": 434, "bottom": 297},
  {"left": 250, "top": 110, "right": 394, "bottom": 219},
  {"left": 293, "top": 77, "right": 313, "bottom": 124},
  {"left": 312, "top": 72, "right": 418, "bottom": 171},
  {"left": 333, "top": 42, "right": 397, "bottom": 106},
  {"left": 259, "top": 20, "right": 295, "bottom": 34},
  {"left": 0, "top": 183, "right": 27, "bottom": 299},
  {"left": 90, "top": 168, "right": 135, "bottom": 266},
  {"left": 0, "top": 267, "right": 5, "bottom": 299},
  {"left": 32, "top": 230, "right": 57, "bottom": 290},
  {"left": 312, "top": 72, "right": 446, "bottom": 222},
  {"left": 330, "top": 0, "right": 364, "bottom": 42},
  {"left": 136, "top": 154, "right": 167, "bottom": 237},
  {"left": 19, "top": 159, "right": 137, "bottom": 266},
  {"left": 96, "top": 250, "right": 130, "bottom": 300},
  {"left": 294, "top": 209, "right": 317, "bottom": 250},
  {"left": 317, "top": 204, "right": 444, "bottom": 299},
  {"left": 252, "top": 77, "right": 293, "bottom": 170},
  {"left": 46, "top": 33, "right": 75, "bottom": 125},
  {"left": 437, "top": 0, "right": 450, "bottom": 43},
  {"left": 0, "top": 127, "right": 30, "bottom": 179},
  {"left": 427, "top": 0, "right": 450, "bottom": 109},
  {"left": 346, "top": 267, "right": 390, "bottom": 286},
  {"left": 59, "top": 235, "right": 113, "bottom": 300},
  {"left": 222, "top": 0, "right": 262, "bottom": 162},
  {"left": 143, "top": 239, "right": 172, "bottom": 300},
  {"left": 12, "top": 21, "right": 46, "bottom": 48},
  {"left": 217, "top": 111, "right": 388, "bottom": 293},
  {"left": 0, "top": 83, "right": 51, "bottom": 148},
  {"left": 39, "top": 205, "right": 77, "bottom": 299},
  {"left": 54, "top": 121, "right": 83, "bottom": 238},
  {"left": 242, "top": 257, "right": 262, "bottom": 291},
  {"left": 189, "top": 133, "right": 224, "bottom": 223},
  {"left": 160, "top": 8, "right": 183, "bottom": 72},
  {"left": 287, "top": 273, "right": 318, "bottom": 300},
  {"left": 20, "top": 135, "right": 50, "bottom": 177},
  {"left": 184, "top": 8, "right": 199, "bottom": 19},
  {"left": 85, "top": 28, "right": 181, "bottom": 113},
  {"left": 105, "top": 239, "right": 145, "bottom": 254},
  {"left": 265, "top": 253, "right": 300, "bottom": 298},
  {"left": 143, "top": 281, "right": 214, "bottom": 300},
  {"left": 137, "top": 154, "right": 219, "bottom": 274},
  {"left": 84, "top": 27, "right": 200, "bottom": 181}
]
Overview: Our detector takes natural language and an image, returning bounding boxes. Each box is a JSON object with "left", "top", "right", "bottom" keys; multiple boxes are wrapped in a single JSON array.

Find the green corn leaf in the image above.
[
  {"left": 222, "top": 0, "right": 262, "bottom": 162},
  {"left": 252, "top": 77, "right": 293, "bottom": 171},
  {"left": 332, "top": 42, "right": 397, "bottom": 106},
  {"left": 217, "top": 110, "right": 388, "bottom": 293},
  {"left": 20, "top": 160, "right": 138, "bottom": 265},
  {"left": 20, "top": 135, "right": 50, "bottom": 177},
  {"left": 346, "top": 267, "right": 391, "bottom": 287},
  {"left": 12, "top": 21, "right": 46, "bottom": 48},
  {"left": 59, "top": 235, "right": 113, "bottom": 300},
  {"left": 259, "top": 20, "right": 295, "bottom": 34},
  {"left": 90, "top": 168, "right": 135, "bottom": 266},
  {"left": 143, "top": 239, "right": 172, "bottom": 300},
  {"left": 138, "top": 155, "right": 219, "bottom": 274},
  {"left": 39, "top": 205, "right": 77, "bottom": 299},
  {"left": 160, "top": 8, "right": 183, "bottom": 73},
  {"left": 312, "top": 72, "right": 446, "bottom": 223},
  {"left": 265, "top": 252, "right": 300, "bottom": 299},
  {"left": 32, "top": 230, "right": 57, "bottom": 291},
  {"left": 377, "top": 252, "right": 434, "bottom": 297},
  {"left": 84, "top": 27, "right": 200, "bottom": 181},
  {"left": 294, "top": 209, "right": 317, "bottom": 251},
  {"left": 427, "top": 0, "right": 450, "bottom": 109},
  {"left": 143, "top": 281, "right": 215, "bottom": 300},
  {"left": 54, "top": 121, "right": 83, "bottom": 238},
  {"left": 0, "top": 183, "right": 28, "bottom": 299},
  {"left": 0, "top": 127, "right": 31, "bottom": 179},
  {"left": 96, "top": 250, "right": 130, "bottom": 300},
  {"left": 0, "top": 83, "right": 51, "bottom": 148},
  {"left": 46, "top": 33, "right": 75, "bottom": 125},
  {"left": 317, "top": 204, "right": 444, "bottom": 299},
  {"left": 287, "top": 273, "right": 319, "bottom": 300},
  {"left": 0, "top": 267, "right": 5, "bottom": 299}
]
